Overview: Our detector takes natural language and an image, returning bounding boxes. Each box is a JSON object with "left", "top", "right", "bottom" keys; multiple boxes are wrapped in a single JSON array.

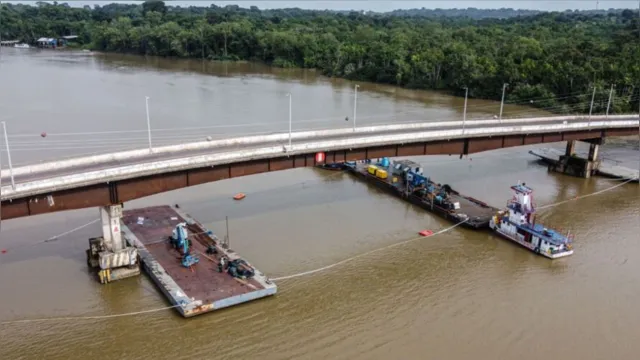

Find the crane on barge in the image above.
[{"left": 170, "top": 223, "right": 200, "bottom": 268}]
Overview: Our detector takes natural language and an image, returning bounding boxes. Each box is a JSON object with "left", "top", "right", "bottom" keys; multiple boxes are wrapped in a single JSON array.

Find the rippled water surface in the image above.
[{"left": 0, "top": 49, "right": 638, "bottom": 360}]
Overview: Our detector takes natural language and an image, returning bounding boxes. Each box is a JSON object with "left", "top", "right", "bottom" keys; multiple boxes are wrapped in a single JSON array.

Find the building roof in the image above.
[{"left": 36, "top": 37, "right": 55, "bottom": 42}]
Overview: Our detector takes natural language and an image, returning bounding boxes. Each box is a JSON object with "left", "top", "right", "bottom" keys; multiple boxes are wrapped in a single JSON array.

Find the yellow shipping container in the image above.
[
  {"left": 367, "top": 165, "right": 378, "bottom": 175},
  {"left": 376, "top": 169, "right": 388, "bottom": 179}
]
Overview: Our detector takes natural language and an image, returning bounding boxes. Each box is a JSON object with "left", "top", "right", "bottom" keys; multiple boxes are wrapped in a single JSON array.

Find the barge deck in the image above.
[
  {"left": 344, "top": 161, "right": 498, "bottom": 229},
  {"left": 121, "top": 205, "right": 277, "bottom": 318}
]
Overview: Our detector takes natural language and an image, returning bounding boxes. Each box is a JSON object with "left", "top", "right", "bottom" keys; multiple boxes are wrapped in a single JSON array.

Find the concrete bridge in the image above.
[{"left": 1, "top": 114, "right": 638, "bottom": 221}]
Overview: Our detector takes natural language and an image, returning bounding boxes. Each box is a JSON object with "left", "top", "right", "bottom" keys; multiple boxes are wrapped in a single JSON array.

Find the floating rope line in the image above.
[
  {"left": 0, "top": 305, "right": 181, "bottom": 325},
  {"left": 536, "top": 177, "right": 637, "bottom": 210},
  {"left": 0, "top": 175, "right": 636, "bottom": 324},
  {"left": 45, "top": 219, "right": 100, "bottom": 242},
  {"left": 270, "top": 219, "right": 468, "bottom": 281}
]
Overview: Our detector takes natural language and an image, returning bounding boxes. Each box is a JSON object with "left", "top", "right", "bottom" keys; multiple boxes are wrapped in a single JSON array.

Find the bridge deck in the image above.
[
  {"left": 1, "top": 116, "right": 637, "bottom": 220},
  {"left": 121, "top": 205, "right": 277, "bottom": 317}
]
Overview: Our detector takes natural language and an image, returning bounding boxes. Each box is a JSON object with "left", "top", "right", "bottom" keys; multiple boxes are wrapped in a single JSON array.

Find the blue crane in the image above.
[{"left": 170, "top": 223, "right": 199, "bottom": 268}]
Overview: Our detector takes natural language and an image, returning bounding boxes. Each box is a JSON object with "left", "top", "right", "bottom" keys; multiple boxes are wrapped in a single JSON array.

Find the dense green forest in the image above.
[{"left": 1, "top": 1, "right": 639, "bottom": 114}]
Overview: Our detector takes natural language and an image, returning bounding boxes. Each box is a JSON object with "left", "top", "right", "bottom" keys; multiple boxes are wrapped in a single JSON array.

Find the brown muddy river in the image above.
[{"left": 0, "top": 49, "right": 639, "bottom": 360}]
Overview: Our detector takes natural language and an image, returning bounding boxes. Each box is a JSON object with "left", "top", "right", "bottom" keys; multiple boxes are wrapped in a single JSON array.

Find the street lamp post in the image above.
[
  {"left": 145, "top": 96, "right": 152, "bottom": 151},
  {"left": 0, "top": 137, "right": 2, "bottom": 229},
  {"left": 353, "top": 84, "right": 359, "bottom": 131},
  {"left": 0, "top": 0, "right": 3, "bottom": 54},
  {"left": 287, "top": 92, "right": 292, "bottom": 148},
  {"left": 605, "top": 84, "right": 614, "bottom": 117},
  {"left": 0, "top": 0, "right": 3, "bottom": 53},
  {"left": 1, "top": 121, "right": 14, "bottom": 190},
  {"left": 462, "top": 87, "right": 468, "bottom": 133},
  {"left": 588, "top": 85, "right": 597, "bottom": 128},
  {"left": 499, "top": 83, "right": 508, "bottom": 121}
]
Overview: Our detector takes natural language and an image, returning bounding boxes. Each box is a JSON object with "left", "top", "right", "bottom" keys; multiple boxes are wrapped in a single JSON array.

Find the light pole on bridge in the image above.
[
  {"left": 145, "top": 96, "right": 152, "bottom": 151},
  {"left": 499, "top": 83, "right": 508, "bottom": 122},
  {"left": 353, "top": 84, "right": 359, "bottom": 131},
  {"left": 462, "top": 87, "right": 468, "bottom": 133},
  {"left": 605, "top": 84, "right": 615, "bottom": 118},
  {"left": 286, "top": 92, "right": 292, "bottom": 148},
  {"left": 0, "top": 121, "right": 15, "bottom": 190},
  {"left": 588, "top": 85, "right": 597, "bottom": 128}
]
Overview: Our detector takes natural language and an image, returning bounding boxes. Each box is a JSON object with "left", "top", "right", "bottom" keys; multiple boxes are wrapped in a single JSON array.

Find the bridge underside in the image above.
[{"left": 1, "top": 128, "right": 635, "bottom": 220}]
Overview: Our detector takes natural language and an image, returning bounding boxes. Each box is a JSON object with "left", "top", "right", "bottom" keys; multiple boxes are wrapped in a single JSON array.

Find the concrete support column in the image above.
[
  {"left": 565, "top": 140, "right": 576, "bottom": 156},
  {"left": 99, "top": 204, "right": 124, "bottom": 251},
  {"left": 551, "top": 140, "right": 600, "bottom": 179},
  {"left": 588, "top": 143, "right": 599, "bottom": 162}
]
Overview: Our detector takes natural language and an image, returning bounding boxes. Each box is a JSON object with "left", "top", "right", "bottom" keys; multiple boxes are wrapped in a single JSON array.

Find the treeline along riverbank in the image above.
[{"left": 1, "top": 1, "right": 639, "bottom": 114}]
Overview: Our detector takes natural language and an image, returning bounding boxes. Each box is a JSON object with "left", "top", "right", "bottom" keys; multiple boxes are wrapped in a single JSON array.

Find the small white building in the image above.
[{"left": 36, "top": 37, "right": 57, "bottom": 48}]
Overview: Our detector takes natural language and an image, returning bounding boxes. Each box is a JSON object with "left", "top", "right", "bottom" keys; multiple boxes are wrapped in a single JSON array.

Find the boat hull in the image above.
[
  {"left": 492, "top": 228, "right": 573, "bottom": 259},
  {"left": 316, "top": 163, "right": 345, "bottom": 171}
]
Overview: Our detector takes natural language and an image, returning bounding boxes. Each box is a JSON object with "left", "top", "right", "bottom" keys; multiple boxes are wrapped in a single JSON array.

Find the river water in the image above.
[{"left": 0, "top": 49, "right": 638, "bottom": 360}]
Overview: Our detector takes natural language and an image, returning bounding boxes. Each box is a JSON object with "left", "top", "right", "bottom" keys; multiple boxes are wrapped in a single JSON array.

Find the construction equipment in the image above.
[
  {"left": 378, "top": 157, "right": 390, "bottom": 167},
  {"left": 170, "top": 222, "right": 199, "bottom": 268},
  {"left": 404, "top": 169, "right": 428, "bottom": 191},
  {"left": 227, "top": 259, "right": 255, "bottom": 279},
  {"left": 376, "top": 169, "right": 388, "bottom": 179},
  {"left": 170, "top": 222, "right": 188, "bottom": 249}
]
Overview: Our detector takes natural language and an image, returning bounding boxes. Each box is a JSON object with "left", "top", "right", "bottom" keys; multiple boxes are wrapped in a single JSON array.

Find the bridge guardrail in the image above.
[
  {"left": 1, "top": 114, "right": 637, "bottom": 180},
  {"left": 2, "top": 118, "right": 637, "bottom": 201}
]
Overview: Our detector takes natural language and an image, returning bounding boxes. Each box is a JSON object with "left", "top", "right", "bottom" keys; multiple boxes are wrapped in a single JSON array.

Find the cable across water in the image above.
[{"left": 0, "top": 175, "right": 635, "bottom": 325}]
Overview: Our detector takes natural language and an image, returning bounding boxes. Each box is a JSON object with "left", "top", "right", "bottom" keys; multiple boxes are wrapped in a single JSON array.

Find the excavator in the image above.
[{"left": 170, "top": 222, "right": 199, "bottom": 268}]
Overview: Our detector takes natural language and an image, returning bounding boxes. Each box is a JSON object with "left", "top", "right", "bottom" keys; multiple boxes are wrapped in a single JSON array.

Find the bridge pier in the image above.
[
  {"left": 86, "top": 204, "right": 140, "bottom": 284},
  {"left": 550, "top": 140, "right": 601, "bottom": 178}
]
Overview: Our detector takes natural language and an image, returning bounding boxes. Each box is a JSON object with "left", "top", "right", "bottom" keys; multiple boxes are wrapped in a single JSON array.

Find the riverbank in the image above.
[
  {"left": 2, "top": 2, "right": 638, "bottom": 114},
  {"left": 1, "top": 37, "right": 640, "bottom": 360}
]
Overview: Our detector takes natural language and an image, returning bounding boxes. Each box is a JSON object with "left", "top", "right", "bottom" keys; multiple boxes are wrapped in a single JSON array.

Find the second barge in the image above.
[
  {"left": 343, "top": 159, "right": 498, "bottom": 229},
  {"left": 121, "top": 205, "right": 277, "bottom": 318}
]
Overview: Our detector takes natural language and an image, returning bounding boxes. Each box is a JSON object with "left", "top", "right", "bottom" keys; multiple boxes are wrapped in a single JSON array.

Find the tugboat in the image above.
[{"left": 489, "top": 183, "right": 573, "bottom": 259}]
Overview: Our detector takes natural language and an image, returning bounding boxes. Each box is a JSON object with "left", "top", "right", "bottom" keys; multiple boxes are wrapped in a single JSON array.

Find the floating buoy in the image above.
[
  {"left": 41, "top": 132, "right": 47, "bottom": 138},
  {"left": 419, "top": 230, "right": 433, "bottom": 237},
  {"left": 1, "top": 249, "right": 7, "bottom": 254},
  {"left": 233, "top": 193, "right": 246, "bottom": 200}
]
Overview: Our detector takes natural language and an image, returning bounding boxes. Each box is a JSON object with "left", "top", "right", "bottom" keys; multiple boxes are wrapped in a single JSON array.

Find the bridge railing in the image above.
[
  {"left": 1, "top": 117, "right": 637, "bottom": 201},
  {"left": 1, "top": 114, "right": 637, "bottom": 181}
]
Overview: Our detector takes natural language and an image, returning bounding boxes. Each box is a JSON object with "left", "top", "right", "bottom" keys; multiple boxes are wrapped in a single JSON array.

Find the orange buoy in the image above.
[
  {"left": 233, "top": 193, "right": 246, "bottom": 200},
  {"left": 419, "top": 230, "right": 433, "bottom": 237}
]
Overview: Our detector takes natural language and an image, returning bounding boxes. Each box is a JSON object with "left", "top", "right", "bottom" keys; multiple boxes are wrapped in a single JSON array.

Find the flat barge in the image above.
[
  {"left": 121, "top": 205, "right": 277, "bottom": 318},
  {"left": 342, "top": 159, "right": 498, "bottom": 229}
]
